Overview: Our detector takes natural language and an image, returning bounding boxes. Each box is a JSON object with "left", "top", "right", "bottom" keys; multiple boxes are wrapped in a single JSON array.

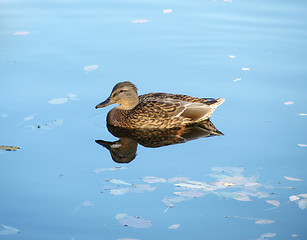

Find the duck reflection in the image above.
[{"left": 96, "top": 120, "right": 223, "bottom": 163}]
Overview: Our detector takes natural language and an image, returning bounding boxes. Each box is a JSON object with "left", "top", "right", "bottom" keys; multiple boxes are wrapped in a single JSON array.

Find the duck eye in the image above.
[{"left": 119, "top": 90, "right": 124, "bottom": 93}]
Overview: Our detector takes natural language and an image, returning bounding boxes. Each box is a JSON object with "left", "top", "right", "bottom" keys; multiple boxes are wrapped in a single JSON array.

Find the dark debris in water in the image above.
[{"left": 115, "top": 214, "right": 153, "bottom": 228}]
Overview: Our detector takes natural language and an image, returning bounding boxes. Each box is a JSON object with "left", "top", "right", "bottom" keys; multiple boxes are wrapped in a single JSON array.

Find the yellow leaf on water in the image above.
[{"left": 0, "top": 145, "right": 20, "bottom": 151}]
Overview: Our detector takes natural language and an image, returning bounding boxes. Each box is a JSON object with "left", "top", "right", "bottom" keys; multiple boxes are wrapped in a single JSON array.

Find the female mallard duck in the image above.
[{"left": 95, "top": 81, "right": 225, "bottom": 129}]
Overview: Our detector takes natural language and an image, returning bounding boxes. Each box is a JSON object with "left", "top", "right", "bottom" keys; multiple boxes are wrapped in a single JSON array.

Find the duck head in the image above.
[{"left": 95, "top": 81, "right": 139, "bottom": 110}]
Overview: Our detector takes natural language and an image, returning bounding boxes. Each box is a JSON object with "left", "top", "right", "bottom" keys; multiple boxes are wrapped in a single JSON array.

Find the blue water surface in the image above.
[{"left": 1, "top": 0, "right": 307, "bottom": 239}]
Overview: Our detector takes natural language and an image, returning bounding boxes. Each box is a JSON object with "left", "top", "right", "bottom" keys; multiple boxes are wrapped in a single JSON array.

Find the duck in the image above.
[{"left": 95, "top": 81, "right": 225, "bottom": 129}]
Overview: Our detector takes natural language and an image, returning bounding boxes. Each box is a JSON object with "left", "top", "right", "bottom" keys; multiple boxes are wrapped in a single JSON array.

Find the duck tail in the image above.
[
  {"left": 212, "top": 98, "right": 225, "bottom": 108},
  {"left": 201, "top": 98, "right": 225, "bottom": 120}
]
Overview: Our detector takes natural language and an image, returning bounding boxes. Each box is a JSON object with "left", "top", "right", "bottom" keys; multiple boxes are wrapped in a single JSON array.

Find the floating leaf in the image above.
[
  {"left": 132, "top": 19, "right": 149, "bottom": 24},
  {"left": 163, "top": 9, "right": 173, "bottom": 13},
  {"left": 48, "top": 93, "right": 79, "bottom": 104},
  {"left": 0, "top": 224, "right": 20, "bottom": 235},
  {"left": 168, "top": 224, "right": 180, "bottom": 229},
  {"left": 185, "top": 179, "right": 207, "bottom": 186},
  {"left": 162, "top": 196, "right": 188, "bottom": 205},
  {"left": 259, "top": 233, "right": 277, "bottom": 239},
  {"left": 298, "top": 199, "right": 307, "bottom": 209},
  {"left": 48, "top": 97, "right": 68, "bottom": 104},
  {"left": 174, "top": 191, "right": 205, "bottom": 198},
  {"left": 211, "top": 166, "right": 245, "bottom": 176},
  {"left": 266, "top": 200, "right": 280, "bottom": 207},
  {"left": 93, "top": 167, "right": 127, "bottom": 173},
  {"left": 103, "top": 167, "right": 272, "bottom": 211},
  {"left": 82, "top": 201, "right": 94, "bottom": 207},
  {"left": 67, "top": 93, "right": 79, "bottom": 100},
  {"left": 255, "top": 219, "right": 275, "bottom": 224},
  {"left": 167, "top": 177, "right": 190, "bottom": 183},
  {"left": 13, "top": 31, "right": 30, "bottom": 36},
  {"left": 283, "top": 176, "right": 302, "bottom": 181},
  {"left": 142, "top": 176, "right": 166, "bottom": 183},
  {"left": 233, "top": 78, "right": 242, "bottom": 82},
  {"left": 216, "top": 181, "right": 235, "bottom": 187},
  {"left": 24, "top": 114, "right": 36, "bottom": 120},
  {"left": 290, "top": 195, "right": 300, "bottom": 201},
  {"left": 233, "top": 192, "right": 251, "bottom": 201},
  {"left": 245, "top": 182, "right": 261, "bottom": 188},
  {"left": 110, "top": 188, "right": 130, "bottom": 196},
  {"left": 216, "top": 191, "right": 251, "bottom": 201},
  {"left": 116, "top": 214, "right": 153, "bottom": 228},
  {"left": 115, "top": 213, "right": 128, "bottom": 220},
  {"left": 255, "top": 191, "right": 269, "bottom": 198},
  {"left": 174, "top": 182, "right": 207, "bottom": 190},
  {"left": 84, "top": 65, "right": 99, "bottom": 71},
  {"left": 216, "top": 176, "right": 249, "bottom": 186},
  {"left": 130, "top": 184, "right": 156, "bottom": 193},
  {"left": 106, "top": 179, "right": 131, "bottom": 185},
  {"left": 0, "top": 145, "right": 20, "bottom": 151}
]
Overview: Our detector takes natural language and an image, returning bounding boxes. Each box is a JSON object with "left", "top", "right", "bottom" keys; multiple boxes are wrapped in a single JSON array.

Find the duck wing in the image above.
[
  {"left": 139, "top": 93, "right": 225, "bottom": 121},
  {"left": 176, "top": 101, "right": 213, "bottom": 121},
  {"left": 140, "top": 93, "right": 217, "bottom": 104},
  {"left": 137, "top": 98, "right": 212, "bottom": 121}
]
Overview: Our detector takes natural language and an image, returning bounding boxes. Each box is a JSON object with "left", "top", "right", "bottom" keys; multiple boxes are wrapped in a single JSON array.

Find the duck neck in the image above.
[{"left": 117, "top": 97, "right": 139, "bottom": 110}]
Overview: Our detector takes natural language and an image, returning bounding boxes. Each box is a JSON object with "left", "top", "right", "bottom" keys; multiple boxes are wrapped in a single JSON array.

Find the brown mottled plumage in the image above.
[{"left": 95, "top": 81, "right": 225, "bottom": 129}]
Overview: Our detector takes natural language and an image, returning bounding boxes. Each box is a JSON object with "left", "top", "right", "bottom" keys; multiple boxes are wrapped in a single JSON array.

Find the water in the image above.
[{"left": 1, "top": 0, "right": 307, "bottom": 239}]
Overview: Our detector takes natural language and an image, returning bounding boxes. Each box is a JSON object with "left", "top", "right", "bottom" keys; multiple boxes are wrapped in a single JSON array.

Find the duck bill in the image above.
[
  {"left": 95, "top": 140, "right": 114, "bottom": 150},
  {"left": 95, "top": 97, "right": 113, "bottom": 109}
]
